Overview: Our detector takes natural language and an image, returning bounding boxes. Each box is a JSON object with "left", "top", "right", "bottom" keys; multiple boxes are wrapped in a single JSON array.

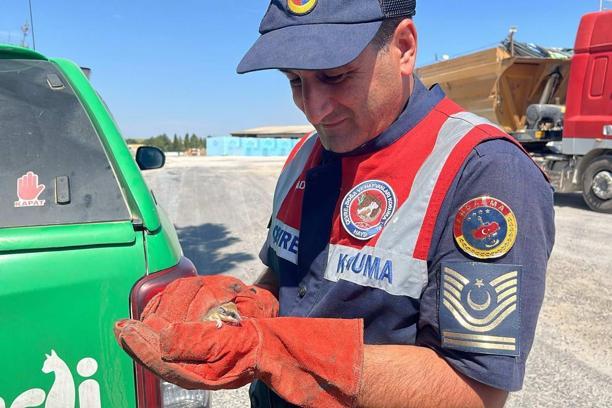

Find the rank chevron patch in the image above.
[{"left": 439, "top": 262, "right": 521, "bottom": 356}]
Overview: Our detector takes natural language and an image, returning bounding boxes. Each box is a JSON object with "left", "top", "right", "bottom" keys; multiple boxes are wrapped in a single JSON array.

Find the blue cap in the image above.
[{"left": 237, "top": 0, "right": 416, "bottom": 74}]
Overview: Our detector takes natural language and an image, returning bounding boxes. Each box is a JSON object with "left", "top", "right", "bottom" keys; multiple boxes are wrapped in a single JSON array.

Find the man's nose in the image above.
[{"left": 300, "top": 81, "right": 334, "bottom": 125}]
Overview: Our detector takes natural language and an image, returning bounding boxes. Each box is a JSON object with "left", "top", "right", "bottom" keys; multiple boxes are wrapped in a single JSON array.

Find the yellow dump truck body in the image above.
[{"left": 416, "top": 47, "right": 571, "bottom": 133}]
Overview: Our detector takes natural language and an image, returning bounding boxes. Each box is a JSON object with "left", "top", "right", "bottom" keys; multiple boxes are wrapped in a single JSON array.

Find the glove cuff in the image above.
[{"left": 253, "top": 317, "right": 363, "bottom": 408}]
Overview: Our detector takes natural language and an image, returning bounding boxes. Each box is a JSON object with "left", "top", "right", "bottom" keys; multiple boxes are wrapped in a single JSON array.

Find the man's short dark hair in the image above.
[{"left": 371, "top": 17, "right": 409, "bottom": 50}]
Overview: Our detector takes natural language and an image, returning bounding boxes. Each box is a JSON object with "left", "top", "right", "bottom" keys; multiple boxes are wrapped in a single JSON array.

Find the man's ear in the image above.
[{"left": 393, "top": 18, "right": 418, "bottom": 77}]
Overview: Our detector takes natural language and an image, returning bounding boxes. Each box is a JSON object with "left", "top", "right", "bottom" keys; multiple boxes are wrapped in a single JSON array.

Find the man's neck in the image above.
[{"left": 399, "top": 74, "right": 415, "bottom": 118}]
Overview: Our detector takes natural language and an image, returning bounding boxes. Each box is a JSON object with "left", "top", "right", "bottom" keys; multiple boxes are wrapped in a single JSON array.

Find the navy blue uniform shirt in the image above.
[{"left": 250, "top": 79, "right": 555, "bottom": 407}]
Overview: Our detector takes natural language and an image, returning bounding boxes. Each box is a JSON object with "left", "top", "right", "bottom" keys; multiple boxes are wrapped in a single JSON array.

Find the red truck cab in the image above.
[{"left": 563, "top": 11, "right": 612, "bottom": 211}]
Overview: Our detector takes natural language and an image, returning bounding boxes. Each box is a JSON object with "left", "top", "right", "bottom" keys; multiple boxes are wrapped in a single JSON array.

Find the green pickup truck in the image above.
[{"left": 0, "top": 45, "right": 210, "bottom": 408}]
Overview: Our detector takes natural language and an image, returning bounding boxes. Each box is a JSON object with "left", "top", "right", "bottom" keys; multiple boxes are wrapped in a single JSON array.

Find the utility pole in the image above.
[{"left": 29, "top": 0, "right": 36, "bottom": 50}]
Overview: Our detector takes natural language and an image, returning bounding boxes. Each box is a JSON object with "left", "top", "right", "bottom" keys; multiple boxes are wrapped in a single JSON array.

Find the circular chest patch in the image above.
[
  {"left": 287, "top": 0, "right": 318, "bottom": 15},
  {"left": 341, "top": 180, "right": 397, "bottom": 240},
  {"left": 453, "top": 196, "right": 517, "bottom": 259}
]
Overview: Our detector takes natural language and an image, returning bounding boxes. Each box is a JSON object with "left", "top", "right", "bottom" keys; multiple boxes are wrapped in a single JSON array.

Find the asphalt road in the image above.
[{"left": 144, "top": 156, "right": 612, "bottom": 408}]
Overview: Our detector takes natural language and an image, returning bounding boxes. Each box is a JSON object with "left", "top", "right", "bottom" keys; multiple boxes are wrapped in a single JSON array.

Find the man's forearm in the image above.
[
  {"left": 254, "top": 267, "right": 279, "bottom": 298},
  {"left": 357, "top": 345, "right": 508, "bottom": 408}
]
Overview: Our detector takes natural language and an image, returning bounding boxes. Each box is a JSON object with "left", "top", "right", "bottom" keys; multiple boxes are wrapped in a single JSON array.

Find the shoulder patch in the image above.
[
  {"left": 439, "top": 262, "right": 521, "bottom": 356},
  {"left": 453, "top": 196, "right": 517, "bottom": 259}
]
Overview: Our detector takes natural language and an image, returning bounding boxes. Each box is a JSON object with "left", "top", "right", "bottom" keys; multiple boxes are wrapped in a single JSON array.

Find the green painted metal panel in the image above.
[
  {"left": 144, "top": 206, "right": 183, "bottom": 274},
  {"left": 0, "top": 44, "right": 47, "bottom": 60},
  {"left": 0, "top": 222, "right": 136, "bottom": 253},
  {"left": 0, "top": 48, "right": 194, "bottom": 407},
  {"left": 0, "top": 227, "right": 145, "bottom": 407}
]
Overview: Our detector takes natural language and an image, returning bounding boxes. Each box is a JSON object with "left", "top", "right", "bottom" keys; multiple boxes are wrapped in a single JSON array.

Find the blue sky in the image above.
[{"left": 0, "top": 1, "right": 601, "bottom": 138}]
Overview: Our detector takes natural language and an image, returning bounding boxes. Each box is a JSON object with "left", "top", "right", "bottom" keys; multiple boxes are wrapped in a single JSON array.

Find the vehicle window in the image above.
[{"left": 0, "top": 59, "right": 131, "bottom": 228}]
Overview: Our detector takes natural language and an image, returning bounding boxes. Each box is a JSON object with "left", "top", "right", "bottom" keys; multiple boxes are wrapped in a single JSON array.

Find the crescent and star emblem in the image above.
[
  {"left": 440, "top": 265, "right": 521, "bottom": 356},
  {"left": 467, "top": 289, "right": 491, "bottom": 311}
]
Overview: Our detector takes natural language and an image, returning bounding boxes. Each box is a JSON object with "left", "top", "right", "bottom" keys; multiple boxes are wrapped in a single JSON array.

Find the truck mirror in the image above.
[{"left": 136, "top": 146, "right": 165, "bottom": 170}]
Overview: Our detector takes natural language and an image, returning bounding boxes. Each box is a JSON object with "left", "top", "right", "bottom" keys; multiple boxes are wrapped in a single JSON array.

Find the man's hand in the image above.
[{"left": 115, "top": 317, "right": 363, "bottom": 408}]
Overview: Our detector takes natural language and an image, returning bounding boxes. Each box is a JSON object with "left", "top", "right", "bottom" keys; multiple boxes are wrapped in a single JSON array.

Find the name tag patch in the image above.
[
  {"left": 270, "top": 219, "right": 299, "bottom": 264},
  {"left": 440, "top": 262, "right": 521, "bottom": 356},
  {"left": 325, "top": 244, "right": 428, "bottom": 298},
  {"left": 336, "top": 251, "right": 393, "bottom": 284}
]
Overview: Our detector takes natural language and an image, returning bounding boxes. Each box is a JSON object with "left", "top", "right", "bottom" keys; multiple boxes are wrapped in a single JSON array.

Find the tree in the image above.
[
  {"left": 195, "top": 134, "right": 205, "bottom": 149},
  {"left": 190, "top": 133, "right": 200, "bottom": 150},
  {"left": 147, "top": 133, "right": 171, "bottom": 151},
  {"left": 172, "top": 134, "right": 182, "bottom": 152},
  {"left": 132, "top": 132, "right": 205, "bottom": 152}
]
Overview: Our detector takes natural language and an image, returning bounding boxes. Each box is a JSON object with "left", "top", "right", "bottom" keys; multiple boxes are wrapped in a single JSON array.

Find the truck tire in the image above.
[{"left": 581, "top": 155, "right": 612, "bottom": 213}]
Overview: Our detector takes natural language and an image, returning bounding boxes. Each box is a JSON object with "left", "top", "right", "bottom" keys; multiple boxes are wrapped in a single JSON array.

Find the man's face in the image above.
[{"left": 282, "top": 43, "right": 407, "bottom": 153}]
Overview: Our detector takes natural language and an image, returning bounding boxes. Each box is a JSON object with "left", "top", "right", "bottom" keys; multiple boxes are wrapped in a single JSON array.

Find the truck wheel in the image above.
[{"left": 582, "top": 155, "right": 612, "bottom": 213}]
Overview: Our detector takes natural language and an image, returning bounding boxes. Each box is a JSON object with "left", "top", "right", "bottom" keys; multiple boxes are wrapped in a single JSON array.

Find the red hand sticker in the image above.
[{"left": 14, "top": 171, "right": 46, "bottom": 208}]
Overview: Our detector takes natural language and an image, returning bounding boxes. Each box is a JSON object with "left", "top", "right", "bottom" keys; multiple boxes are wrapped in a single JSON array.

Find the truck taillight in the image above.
[{"left": 129, "top": 257, "right": 204, "bottom": 408}]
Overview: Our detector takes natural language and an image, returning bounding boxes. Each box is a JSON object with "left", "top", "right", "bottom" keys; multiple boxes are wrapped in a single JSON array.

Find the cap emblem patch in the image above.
[
  {"left": 453, "top": 196, "right": 517, "bottom": 259},
  {"left": 287, "top": 0, "right": 318, "bottom": 16},
  {"left": 341, "top": 180, "right": 396, "bottom": 240}
]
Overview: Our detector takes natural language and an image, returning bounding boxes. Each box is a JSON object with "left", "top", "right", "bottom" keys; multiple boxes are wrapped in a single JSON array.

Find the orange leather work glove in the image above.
[
  {"left": 114, "top": 317, "right": 363, "bottom": 408},
  {"left": 141, "top": 276, "right": 278, "bottom": 331}
]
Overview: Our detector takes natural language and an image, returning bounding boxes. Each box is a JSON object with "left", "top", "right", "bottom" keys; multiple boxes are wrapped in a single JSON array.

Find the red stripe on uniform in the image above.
[
  {"left": 276, "top": 138, "right": 323, "bottom": 229},
  {"left": 412, "top": 126, "right": 512, "bottom": 260},
  {"left": 432, "top": 97, "right": 464, "bottom": 118},
  {"left": 474, "top": 123, "right": 549, "bottom": 181},
  {"left": 328, "top": 100, "right": 458, "bottom": 248},
  {"left": 476, "top": 124, "right": 527, "bottom": 152}
]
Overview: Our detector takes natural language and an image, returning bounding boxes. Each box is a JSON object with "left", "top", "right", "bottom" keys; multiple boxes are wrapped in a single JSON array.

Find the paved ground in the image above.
[{"left": 144, "top": 156, "right": 612, "bottom": 408}]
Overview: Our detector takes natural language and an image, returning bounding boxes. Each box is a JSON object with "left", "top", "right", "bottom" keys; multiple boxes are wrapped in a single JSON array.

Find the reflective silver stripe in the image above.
[
  {"left": 261, "top": 133, "right": 318, "bottom": 265},
  {"left": 269, "top": 219, "right": 300, "bottom": 265},
  {"left": 271, "top": 133, "right": 318, "bottom": 219},
  {"left": 378, "top": 112, "right": 495, "bottom": 253},
  {"left": 325, "top": 244, "right": 428, "bottom": 297},
  {"left": 367, "top": 112, "right": 499, "bottom": 296}
]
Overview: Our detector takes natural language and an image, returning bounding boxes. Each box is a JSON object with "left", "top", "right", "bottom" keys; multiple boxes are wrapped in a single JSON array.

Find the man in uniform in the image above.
[{"left": 115, "top": 1, "right": 555, "bottom": 407}]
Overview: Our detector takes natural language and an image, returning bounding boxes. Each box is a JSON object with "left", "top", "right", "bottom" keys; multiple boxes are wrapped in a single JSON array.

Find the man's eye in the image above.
[
  {"left": 323, "top": 73, "right": 347, "bottom": 84},
  {"left": 289, "top": 77, "right": 302, "bottom": 87}
]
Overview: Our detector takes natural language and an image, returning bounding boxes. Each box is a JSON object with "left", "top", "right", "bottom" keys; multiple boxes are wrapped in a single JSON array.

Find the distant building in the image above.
[{"left": 231, "top": 125, "right": 315, "bottom": 139}]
